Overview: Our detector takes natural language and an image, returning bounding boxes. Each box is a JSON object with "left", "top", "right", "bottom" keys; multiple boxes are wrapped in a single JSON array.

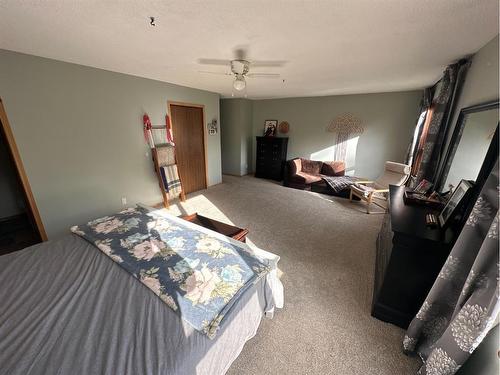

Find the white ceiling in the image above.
[{"left": 0, "top": 1, "right": 498, "bottom": 99}]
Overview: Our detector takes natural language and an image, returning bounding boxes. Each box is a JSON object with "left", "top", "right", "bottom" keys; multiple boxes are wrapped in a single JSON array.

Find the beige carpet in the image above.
[{"left": 166, "top": 175, "right": 421, "bottom": 374}]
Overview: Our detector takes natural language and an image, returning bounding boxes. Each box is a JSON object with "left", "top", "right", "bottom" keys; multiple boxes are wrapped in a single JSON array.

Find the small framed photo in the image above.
[
  {"left": 438, "top": 179, "right": 473, "bottom": 227},
  {"left": 264, "top": 120, "right": 278, "bottom": 137},
  {"left": 207, "top": 119, "right": 218, "bottom": 136},
  {"left": 413, "top": 179, "right": 433, "bottom": 195}
]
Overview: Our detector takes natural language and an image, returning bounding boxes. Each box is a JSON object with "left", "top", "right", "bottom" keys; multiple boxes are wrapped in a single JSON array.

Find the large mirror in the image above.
[{"left": 440, "top": 100, "right": 499, "bottom": 192}]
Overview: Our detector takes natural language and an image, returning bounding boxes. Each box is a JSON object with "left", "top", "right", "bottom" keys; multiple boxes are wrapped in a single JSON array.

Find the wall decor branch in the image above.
[{"left": 327, "top": 113, "right": 364, "bottom": 161}]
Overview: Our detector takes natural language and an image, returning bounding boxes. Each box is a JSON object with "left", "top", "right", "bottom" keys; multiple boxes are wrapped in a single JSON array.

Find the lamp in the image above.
[{"left": 233, "top": 74, "right": 246, "bottom": 91}]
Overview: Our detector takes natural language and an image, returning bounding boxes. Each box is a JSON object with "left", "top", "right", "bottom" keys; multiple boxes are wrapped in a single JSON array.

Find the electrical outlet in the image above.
[{"left": 121, "top": 197, "right": 127, "bottom": 206}]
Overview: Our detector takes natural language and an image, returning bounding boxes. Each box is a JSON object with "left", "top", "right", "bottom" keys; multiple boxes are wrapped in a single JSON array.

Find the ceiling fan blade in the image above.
[
  {"left": 250, "top": 60, "right": 287, "bottom": 68},
  {"left": 247, "top": 73, "right": 281, "bottom": 78},
  {"left": 198, "top": 70, "right": 233, "bottom": 76},
  {"left": 197, "top": 58, "right": 232, "bottom": 66}
]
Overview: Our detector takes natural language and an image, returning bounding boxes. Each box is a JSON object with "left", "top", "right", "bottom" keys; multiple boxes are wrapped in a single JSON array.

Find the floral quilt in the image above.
[{"left": 71, "top": 207, "right": 270, "bottom": 338}]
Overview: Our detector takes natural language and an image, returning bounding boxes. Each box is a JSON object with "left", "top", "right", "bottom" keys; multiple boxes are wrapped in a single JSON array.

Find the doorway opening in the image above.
[{"left": 0, "top": 99, "right": 46, "bottom": 255}]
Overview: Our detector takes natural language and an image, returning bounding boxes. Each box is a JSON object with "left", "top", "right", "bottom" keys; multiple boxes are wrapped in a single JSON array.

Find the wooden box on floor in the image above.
[{"left": 182, "top": 213, "right": 248, "bottom": 243}]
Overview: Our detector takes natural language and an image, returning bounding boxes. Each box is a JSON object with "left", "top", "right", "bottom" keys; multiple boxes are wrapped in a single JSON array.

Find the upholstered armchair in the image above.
[
  {"left": 349, "top": 161, "right": 410, "bottom": 213},
  {"left": 284, "top": 158, "right": 345, "bottom": 190}
]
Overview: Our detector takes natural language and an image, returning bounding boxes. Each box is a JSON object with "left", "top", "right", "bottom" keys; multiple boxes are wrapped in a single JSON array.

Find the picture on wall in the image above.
[
  {"left": 207, "top": 119, "right": 218, "bottom": 136},
  {"left": 264, "top": 120, "right": 278, "bottom": 137}
]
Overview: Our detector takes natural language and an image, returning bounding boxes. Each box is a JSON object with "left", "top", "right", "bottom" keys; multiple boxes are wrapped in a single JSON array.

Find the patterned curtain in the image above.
[
  {"left": 406, "top": 88, "right": 434, "bottom": 187},
  {"left": 411, "top": 60, "right": 470, "bottom": 187},
  {"left": 406, "top": 88, "right": 433, "bottom": 165},
  {"left": 403, "top": 160, "right": 499, "bottom": 375}
]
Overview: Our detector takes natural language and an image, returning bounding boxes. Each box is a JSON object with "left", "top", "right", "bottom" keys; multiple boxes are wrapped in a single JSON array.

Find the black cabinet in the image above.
[
  {"left": 371, "top": 185, "right": 456, "bottom": 328},
  {"left": 255, "top": 137, "right": 288, "bottom": 181}
]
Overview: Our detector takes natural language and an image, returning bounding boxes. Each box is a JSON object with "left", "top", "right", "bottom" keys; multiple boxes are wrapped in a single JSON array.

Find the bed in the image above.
[{"left": 0, "top": 207, "right": 283, "bottom": 375}]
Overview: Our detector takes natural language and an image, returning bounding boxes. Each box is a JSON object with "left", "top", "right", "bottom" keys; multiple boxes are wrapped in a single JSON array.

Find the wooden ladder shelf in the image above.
[{"left": 147, "top": 121, "right": 186, "bottom": 209}]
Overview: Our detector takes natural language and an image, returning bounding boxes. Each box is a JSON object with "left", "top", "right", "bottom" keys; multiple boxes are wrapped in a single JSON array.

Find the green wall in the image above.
[
  {"left": 222, "top": 90, "right": 421, "bottom": 180},
  {"left": 451, "top": 35, "right": 499, "bottom": 121},
  {"left": 438, "top": 34, "right": 499, "bottom": 177},
  {"left": 251, "top": 91, "right": 421, "bottom": 179},
  {"left": 0, "top": 49, "right": 221, "bottom": 239},
  {"left": 220, "top": 98, "right": 253, "bottom": 176}
]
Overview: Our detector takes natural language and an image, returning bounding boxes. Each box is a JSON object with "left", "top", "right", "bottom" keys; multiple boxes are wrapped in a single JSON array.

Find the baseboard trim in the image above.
[{"left": 222, "top": 173, "right": 251, "bottom": 177}]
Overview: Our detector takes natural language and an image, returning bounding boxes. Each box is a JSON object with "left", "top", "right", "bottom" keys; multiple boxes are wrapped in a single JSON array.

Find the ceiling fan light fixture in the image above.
[{"left": 233, "top": 75, "right": 246, "bottom": 91}]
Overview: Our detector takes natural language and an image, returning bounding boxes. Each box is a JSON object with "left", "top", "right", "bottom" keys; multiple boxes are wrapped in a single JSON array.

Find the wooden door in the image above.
[{"left": 169, "top": 104, "right": 207, "bottom": 194}]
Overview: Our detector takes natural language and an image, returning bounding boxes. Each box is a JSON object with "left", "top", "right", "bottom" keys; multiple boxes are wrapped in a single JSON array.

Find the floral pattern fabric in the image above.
[
  {"left": 71, "top": 207, "right": 271, "bottom": 339},
  {"left": 403, "top": 161, "right": 499, "bottom": 374},
  {"left": 413, "top": 60, "right": 470, "bottom": 187}
]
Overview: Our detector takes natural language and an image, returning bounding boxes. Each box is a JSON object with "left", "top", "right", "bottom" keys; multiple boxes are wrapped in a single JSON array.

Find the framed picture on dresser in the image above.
[
  {"left": 264, "top": 120, "right": 278, "bottom": 136},
  {"left": 438, "top": 179, "right": 473, "bottom": 228}
]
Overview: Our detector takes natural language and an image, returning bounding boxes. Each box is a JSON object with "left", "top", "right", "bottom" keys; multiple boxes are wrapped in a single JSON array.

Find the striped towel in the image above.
[{"left": 160, "top": 165, "right": 182, "bottom": 197}]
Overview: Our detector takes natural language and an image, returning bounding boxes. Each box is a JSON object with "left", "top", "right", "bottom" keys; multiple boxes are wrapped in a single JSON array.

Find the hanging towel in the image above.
[
  {"left": 160, "top": 165, "right": 182, "bottom": 198},
  {"left": 156, "top": 145, "right": 176, "bottom": 166}
]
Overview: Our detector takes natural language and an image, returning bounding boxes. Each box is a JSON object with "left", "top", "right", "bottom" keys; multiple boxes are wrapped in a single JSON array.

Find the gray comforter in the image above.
[{"left": 0, "top": 235, "right": 278, "bottom": 375}]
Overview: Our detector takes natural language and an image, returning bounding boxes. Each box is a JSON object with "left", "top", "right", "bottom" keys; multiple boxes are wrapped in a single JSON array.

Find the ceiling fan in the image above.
[{"left": 198, "top": 48, "right": 286, "bottom": 95}]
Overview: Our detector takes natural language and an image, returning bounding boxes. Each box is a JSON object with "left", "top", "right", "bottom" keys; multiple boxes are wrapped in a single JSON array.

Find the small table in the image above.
[{"left": 181, "top": 213, "right": 249, "bottom": 243}]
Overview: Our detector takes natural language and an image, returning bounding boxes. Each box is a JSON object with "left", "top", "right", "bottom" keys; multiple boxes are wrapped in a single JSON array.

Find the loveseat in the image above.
[{"left": 284, "top": 158, "right": 347, "bottom": 196}]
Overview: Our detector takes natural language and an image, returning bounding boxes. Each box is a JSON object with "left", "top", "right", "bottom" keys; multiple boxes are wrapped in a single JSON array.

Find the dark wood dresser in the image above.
[
  {"left": 372, "top": 185, "right": 456, "bottom": 328},
  {"left": 255, "top": 136, "right": 288, "bottom": 181}
]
